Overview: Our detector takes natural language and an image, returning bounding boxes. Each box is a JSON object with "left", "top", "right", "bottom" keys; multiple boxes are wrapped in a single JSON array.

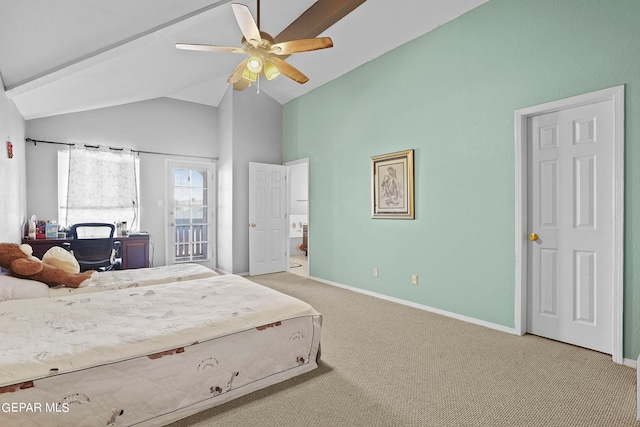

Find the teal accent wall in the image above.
[{"left": 282, "top": 0, "right": 640, "bottom": 359}]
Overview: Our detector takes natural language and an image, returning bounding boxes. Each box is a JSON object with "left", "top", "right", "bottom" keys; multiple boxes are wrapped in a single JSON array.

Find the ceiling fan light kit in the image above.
[
  {"left": 264, "top": 62, "right": 280, "bottom": 80},
  {"left": 242, "top": 67, "right": 258, "bottom": 82},
  {"left": 247, "top": 55, "right": 263, "bottom": 73},
  {"left": 175, "top": 2, "right": 334, "bottom": 90}
]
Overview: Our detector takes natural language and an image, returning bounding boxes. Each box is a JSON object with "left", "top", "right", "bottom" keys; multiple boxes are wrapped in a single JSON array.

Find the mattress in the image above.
[
  {"left": 48, "top": 263, "right": 218, "bottom": 297},
  {"left": 0, "top": 274, "right": 321, "bottom": 426}
]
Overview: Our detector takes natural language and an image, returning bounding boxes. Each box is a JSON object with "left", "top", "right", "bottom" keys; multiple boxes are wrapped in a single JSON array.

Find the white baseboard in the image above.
[
  {"left": 309, "top": 276, "right": 518, "bottom": 336},
  {"left": 309, "top": 276, "right": 638, "bottom": 369},
  {"left": 215, "top": 269, "right": 251, "bottom": 277}
]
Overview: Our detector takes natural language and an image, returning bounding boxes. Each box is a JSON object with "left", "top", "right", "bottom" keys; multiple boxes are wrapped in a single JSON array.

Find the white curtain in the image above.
[{"left": 65, "top": 145, "right": 138, "bottom": 228}]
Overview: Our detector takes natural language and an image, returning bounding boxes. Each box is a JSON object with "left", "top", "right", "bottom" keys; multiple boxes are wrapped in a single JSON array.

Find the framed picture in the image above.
[{"left": 371, "top": 149, "right": 414, "bottom": 219}]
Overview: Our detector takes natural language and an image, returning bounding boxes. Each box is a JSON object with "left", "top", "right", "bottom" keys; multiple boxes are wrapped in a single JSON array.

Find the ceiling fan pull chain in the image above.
[{"left": 257, "top": 76, "right": 260, "bottom": 94}]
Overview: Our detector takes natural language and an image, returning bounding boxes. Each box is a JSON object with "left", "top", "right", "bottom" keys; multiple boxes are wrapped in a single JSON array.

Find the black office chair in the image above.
[{"left": 69, "top": 223, "right": 121, "bottom": 272}]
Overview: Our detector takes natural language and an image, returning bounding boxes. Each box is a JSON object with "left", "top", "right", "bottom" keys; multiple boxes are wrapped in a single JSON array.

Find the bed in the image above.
[
  {"left": 0, "top": 274, "right": 322, "bottom": 426},
  {"left": 49, "top": 263, "right": 219, "bottom": 297},
  {"left": 0, "top": 263, "right": 218, "bottom": 301}
]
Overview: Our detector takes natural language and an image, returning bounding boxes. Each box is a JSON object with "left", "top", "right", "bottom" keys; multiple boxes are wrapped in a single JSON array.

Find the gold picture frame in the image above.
[{"left": 371, "top": 149, "right": 415, "bottom": 219}]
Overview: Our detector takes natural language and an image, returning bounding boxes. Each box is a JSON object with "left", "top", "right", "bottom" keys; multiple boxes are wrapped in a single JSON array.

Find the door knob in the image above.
[
  {"left": 529, "top": 233, "right": 539, "bottom": 241},
  {"left": 250, "top": 223, "right": 256, "bottom": 228}
]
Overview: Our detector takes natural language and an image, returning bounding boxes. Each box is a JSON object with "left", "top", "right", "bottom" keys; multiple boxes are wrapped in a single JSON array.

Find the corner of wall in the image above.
[
  {"left": 231, "top": 90, "right": 283, "bottom": 274},
  {"left": 0, "top": 85, "right": 27, "bottom": 243},
  {"left": 216, "top": 86, "right": 235, "bottom": 273}
]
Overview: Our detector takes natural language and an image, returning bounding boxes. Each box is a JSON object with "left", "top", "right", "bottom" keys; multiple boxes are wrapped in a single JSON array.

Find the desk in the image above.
[{"left": 23, "top": 235, "right": 150, "bottom": 270}]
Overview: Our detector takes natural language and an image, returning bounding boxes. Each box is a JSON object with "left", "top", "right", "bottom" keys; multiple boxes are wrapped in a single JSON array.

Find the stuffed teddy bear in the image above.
[{"left": 0, "top": 243, "right": 94, "bottom": 288}]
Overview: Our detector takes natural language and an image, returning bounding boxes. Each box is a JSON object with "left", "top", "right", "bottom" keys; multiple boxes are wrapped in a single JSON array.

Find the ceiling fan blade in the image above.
[
  {"left": 176, "top": 43, "right": 246, "bottom": 54},
  {"left": 270, "top": 37, "right": 333, "bottom": 55},
  {"left": 231, "top": 3, "right": 261, "bottom": 47},
  {"left": 228, "top": 58, "right": 250, "bottom": 84},
  {"left": 234, "top": 78, "right": 252, "bottom": 91},
  {"left": 268, "top": 57, "right": 309, "bottom": 84},
  {"left": 275, "top": 0, "right": 366, "bottom": 42}
]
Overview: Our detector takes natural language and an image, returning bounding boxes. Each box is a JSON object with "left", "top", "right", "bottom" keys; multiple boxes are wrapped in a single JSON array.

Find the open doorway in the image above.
[{"left": 286, "top": 158, "right": 309, "bottom": 277}]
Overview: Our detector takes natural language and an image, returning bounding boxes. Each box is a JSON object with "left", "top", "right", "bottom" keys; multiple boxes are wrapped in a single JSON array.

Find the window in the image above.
[
  {"left": 58, "top": 147, "right": 140, "bottom": 229},
  {"left": 167, "top": 161, "right": 215, "bottom": 264}
]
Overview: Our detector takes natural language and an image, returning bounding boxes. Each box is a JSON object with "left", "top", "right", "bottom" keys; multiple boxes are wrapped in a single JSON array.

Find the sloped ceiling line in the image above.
[
  {"left": 0, "top": 0, "right": 489, "bottom": 119},
  {"left": 5, "top": 0, "right": 234, "bottom": 98}
]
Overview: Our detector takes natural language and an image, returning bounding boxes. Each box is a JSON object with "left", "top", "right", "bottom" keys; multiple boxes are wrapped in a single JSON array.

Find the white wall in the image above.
[
  {"left": 213, "top": 87, "right": 283, "bottom": 275},
  {"left": 23, "top": 91, "right": 281, "bottom": 273},
  {"left": 0, "top": 80, "right": 27, "bottom": 243},
  {"left": 25, "top": 97, "right": 218, "bottom": 266},
  {"left": 217, "top": 86, "right": 234, "bottom": 273},
  {"left": 231, "top": 89, "right": 282, "bottom": 274}
]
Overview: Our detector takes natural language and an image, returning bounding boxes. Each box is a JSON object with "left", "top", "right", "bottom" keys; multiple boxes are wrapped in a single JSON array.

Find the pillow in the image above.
[{"left": 0, "top": 273, "right": 50, "bottom": 302}]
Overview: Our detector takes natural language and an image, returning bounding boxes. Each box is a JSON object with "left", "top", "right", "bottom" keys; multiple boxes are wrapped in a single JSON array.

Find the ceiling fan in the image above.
[{"left": 176, "top": 1, "right": 336, "bottom": 89}]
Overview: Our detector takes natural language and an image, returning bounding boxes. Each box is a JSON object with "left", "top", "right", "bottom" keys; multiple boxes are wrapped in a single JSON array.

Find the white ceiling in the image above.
[{"left": 0, "top": 0, "right": 488, "bottom": 120}]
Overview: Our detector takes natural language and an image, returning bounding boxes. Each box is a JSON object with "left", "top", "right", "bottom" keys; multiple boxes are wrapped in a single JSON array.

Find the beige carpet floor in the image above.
[{"left": 168, "top": 272, "right": 639, "bottom": 427}]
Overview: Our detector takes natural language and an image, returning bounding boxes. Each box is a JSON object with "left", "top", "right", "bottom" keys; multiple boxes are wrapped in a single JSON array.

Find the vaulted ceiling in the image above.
[{"left": 0, "top": 0, "right": 488, "bottom": 120}]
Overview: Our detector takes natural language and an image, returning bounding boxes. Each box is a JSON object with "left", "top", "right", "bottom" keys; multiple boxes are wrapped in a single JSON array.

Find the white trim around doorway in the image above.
[
  {"left": 514, "top": 85, "right": 625, "bottom": 364},
  {"left": 285, "top": 158, "right": 310, "bottom": 277}
]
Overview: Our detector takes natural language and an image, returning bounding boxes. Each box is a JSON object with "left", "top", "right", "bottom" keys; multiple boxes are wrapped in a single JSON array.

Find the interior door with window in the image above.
[{"left": 166, "top": 161, "right": 216, "bottom": 268}]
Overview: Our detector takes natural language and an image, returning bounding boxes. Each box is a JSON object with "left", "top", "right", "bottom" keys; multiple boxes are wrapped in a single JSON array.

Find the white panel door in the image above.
[
  {"left": 249, "top": 162, "right": 287, "bottom": 276},
  {"left": 527, "top": 100, "right": 614, "bottom": 354}
]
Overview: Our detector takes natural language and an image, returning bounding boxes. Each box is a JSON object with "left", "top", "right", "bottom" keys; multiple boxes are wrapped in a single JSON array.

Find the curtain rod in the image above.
[{"left": 26, "top": 138, "right": 219, "bottom": 161}]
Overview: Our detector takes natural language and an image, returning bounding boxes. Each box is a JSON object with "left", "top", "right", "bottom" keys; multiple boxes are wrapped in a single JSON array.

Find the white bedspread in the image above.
[
  {"left": 48, "top": 263, "right": 218, "bottom": 297},
  {"left": 0, "top": 274, "right": 318, "bottom": 388}
]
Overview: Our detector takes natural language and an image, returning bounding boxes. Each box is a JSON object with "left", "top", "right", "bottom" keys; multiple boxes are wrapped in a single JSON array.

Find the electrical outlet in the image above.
[
  {"left": 373, "top": 268, "right": 379, "bottom": 277},
  {"left": 411, "top": 274, "right": 418, "bottom": 285}
]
